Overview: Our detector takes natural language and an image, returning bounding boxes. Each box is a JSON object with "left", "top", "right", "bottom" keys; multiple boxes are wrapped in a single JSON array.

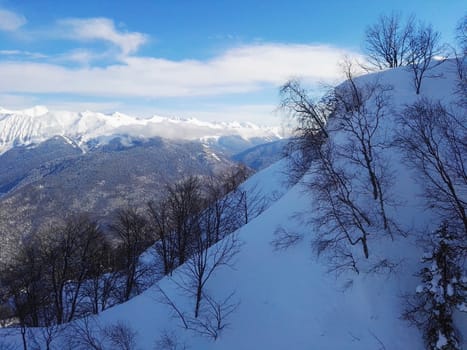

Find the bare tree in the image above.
[
  {"left": 270, "top": 226, "right": 303, "bottom": 251},
  {"left": 110, "top": 208, "right": 153, "bottom": 302},
  {"left": 363, "top": 12, "right": 415, "bottom": 69},
  {"left": 66, "top": 316, "right": 105, "bottom": 350},
  {"left": 178, "top": 229, "right": 240, "bottom": 318},
  {"left": 1, "top": 214, "right": 127, "bottom": 330},
  {"left": 82, "top": 242, "right": 121, "bottom": 314},
  {"left": 201, "top": 164, "right": 256, "bottom": 251},
  {"left": 202, "top": 166, "right": 251, "bottom": 242},
  {"left": 156, "top": 286, "right": 189, "bottom": 330},
  {"left": 103, "top": 321, "right": 138, "bottom": 350},
  {"left": 154, "top": 330, "right": 187, "bottom": 350},
  {"left": 280, "top": 79, "right": 331, "bottom": 139},
  {"left": 239, "top": 181, "right": 269, "bottom": 226},
  {"left": 66, "top": 317, "right": 138, "bottom": 350},
  {"left": 406, "top": 22, "right": 444, "bottom": 94},
  {"left": 157, "top": 285, "right": 239, "bottom": 341},
  {"left": 282, "top": 136, "right": 318, "bottom": 185},
  {"left": 147, "top": 176, "right": 203, "bottom": 277},
  {"left": 187, "top": 292, "right": 239, "bottom": 340},
  {"left": 333, "top": 63, "right": 394, "bottom": 233},
  {"left": 453, "top": 15, "right": 467, "bottom": 95},
  {"left": 165, "top": 177, "right": 203, "bottom": 267},
  {"left": 153, "top": 171, "right": 243, "bottom": 338},
  {"left": 308, "top": 141, "right": 372, "bottom": 262},
  {"left": 363, "top": 13, "right": 446, "bottom": 94},
  {"left": 302, "top": 69, "right": 396, "bottom": 271},
  {"left": 396, "top": 98, "right": 467, "bottom": 236},
  {"left": 148, "top": 199, "right": 178, "bottom": 276},
  {"left": 280, "top": 79, "right": 334, "bottom": 184},
  {"left": 29, "top": 321, "right": 64, "bottom": 350},
  {"left": 456, "top": 14, "right": 467, "bottom": 55},
  {"left": 0, "top": 234, "right": 48, "bottom": 328}
]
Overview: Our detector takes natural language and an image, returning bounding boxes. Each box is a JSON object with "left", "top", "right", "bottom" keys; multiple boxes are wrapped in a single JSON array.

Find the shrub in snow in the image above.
[{"left": 403, "top": 223, "right": 466, "bottom": 350}]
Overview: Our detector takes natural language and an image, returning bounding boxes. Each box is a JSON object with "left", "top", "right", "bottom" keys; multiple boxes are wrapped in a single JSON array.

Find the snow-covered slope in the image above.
[
  {"left": 89, "top": 164, "right": 424, "bottom": 350},
  {"left": 1, "top": 60, "right": 465, "bottom": 349},
  {"left": 0, "top": 107, "right": 283, "bottom": 154}
]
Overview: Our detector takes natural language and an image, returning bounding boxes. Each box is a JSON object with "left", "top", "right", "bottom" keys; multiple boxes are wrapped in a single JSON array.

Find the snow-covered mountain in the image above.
[
  {"left": 1, "top": 60, "right": 465, "bottom": 349},
  {"left": 0, "top": 106, "right": 284, "bottom": 155}
]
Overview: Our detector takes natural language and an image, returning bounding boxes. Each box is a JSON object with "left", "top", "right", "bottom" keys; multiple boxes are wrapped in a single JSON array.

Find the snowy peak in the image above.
[{"left": 0, "top": 107, "right": 284, "bottom": 154}]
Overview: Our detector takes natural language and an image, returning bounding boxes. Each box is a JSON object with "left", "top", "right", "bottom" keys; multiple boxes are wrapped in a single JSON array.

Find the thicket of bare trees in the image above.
[
  {"left": 0, "top": 216, "right": 127, "bottom": 350},
  {"left": 152, "top": 168, "right": 252, "bottom": 340},
  {"left": 279, "top": 12, "right": 464, "bottom": 272},
  {"left": 0, "top": 216, "right": 111, "bottom": 328},
  {"left": 364, "top": 12, "right": 415, "bottom": 69},
  {"left": 0, "top": 164, "right": 256, "bottom": 347},
  {"left": 395, "top": 98, "right": 467, "bottom": 236},
  {"left": 281, "top": 64, "right": 397, "bottom": 273},
  {"left": 64, "top": 316, "right": 139, "bottom": 350},
  {"left": 148, "top": 166, "right": 250, "bottom": 277},
  {"left": 280, "top": 12, "right": 466, "bottom": 347},
  {"left": 364, "top": 12, "right": 445, "bottom": 94}
]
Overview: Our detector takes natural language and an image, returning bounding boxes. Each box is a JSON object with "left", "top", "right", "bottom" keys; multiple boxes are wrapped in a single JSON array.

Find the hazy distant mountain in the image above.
[{"left": 233, "top": 138, "right": 289, "bottom": 170}]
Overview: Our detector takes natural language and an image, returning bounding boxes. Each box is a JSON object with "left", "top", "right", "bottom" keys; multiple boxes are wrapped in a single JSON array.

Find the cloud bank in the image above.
[
  {"left": 0, "top": 14, "right": 363, "bottom": 124},
  {"left": 0, "top": 43, "right": 360, "bottom": 98}
]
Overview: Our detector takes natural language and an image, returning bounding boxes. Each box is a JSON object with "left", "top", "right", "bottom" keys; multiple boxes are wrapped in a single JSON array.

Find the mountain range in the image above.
[
  {"left": 0, "top": 107, "right": 287, "bottom": 256},
  {"left": 0, "top": 106, "right": 285, "bottom": 155}
]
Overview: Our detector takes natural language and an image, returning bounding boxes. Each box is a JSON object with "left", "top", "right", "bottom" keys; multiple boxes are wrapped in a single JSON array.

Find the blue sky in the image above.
[{"left": 0, "top": 0, "right": 464, "bottom": 125}]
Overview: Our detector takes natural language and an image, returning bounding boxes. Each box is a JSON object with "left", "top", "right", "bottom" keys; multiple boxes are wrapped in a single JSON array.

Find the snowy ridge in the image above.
[
  {"left": 0, "top": 107, "right": 284, "bottom": 154},
  {"left": 1, "top": 61, "right": 465, "bottom": 349}
]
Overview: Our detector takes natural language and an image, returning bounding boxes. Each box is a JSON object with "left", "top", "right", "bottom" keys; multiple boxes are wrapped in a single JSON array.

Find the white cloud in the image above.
[
  {"left": 57, "top": 18, "right": 147, "bottom": 55},
  {"left": 151, "top": 103, "right": 280, "bottom": 125},
  {"left": 0, "top": 93, "right": 38, "bottom": 109},
  {"left": 0, "top": 43, "right": 362, "bottom": 99},
  {"left": 0, "top": 9, "right": 26, "bottom": 31},
  {"left": 44, "top": 100, "right": 124, "bottom": 113},
  {"left": 0, "top": 50, "right": 47, "bottom": 59},
  {"left": 54, "top": 49, "right": 111, "bottom": 65}
]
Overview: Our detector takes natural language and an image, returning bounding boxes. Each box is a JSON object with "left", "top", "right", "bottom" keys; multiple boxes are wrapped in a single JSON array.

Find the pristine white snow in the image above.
[
  {"left": 0, "top": 107, "right": 284, "bottom": 154},
  {"left": 1, "top": 60, "right": 466, "bottom": 349}
]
